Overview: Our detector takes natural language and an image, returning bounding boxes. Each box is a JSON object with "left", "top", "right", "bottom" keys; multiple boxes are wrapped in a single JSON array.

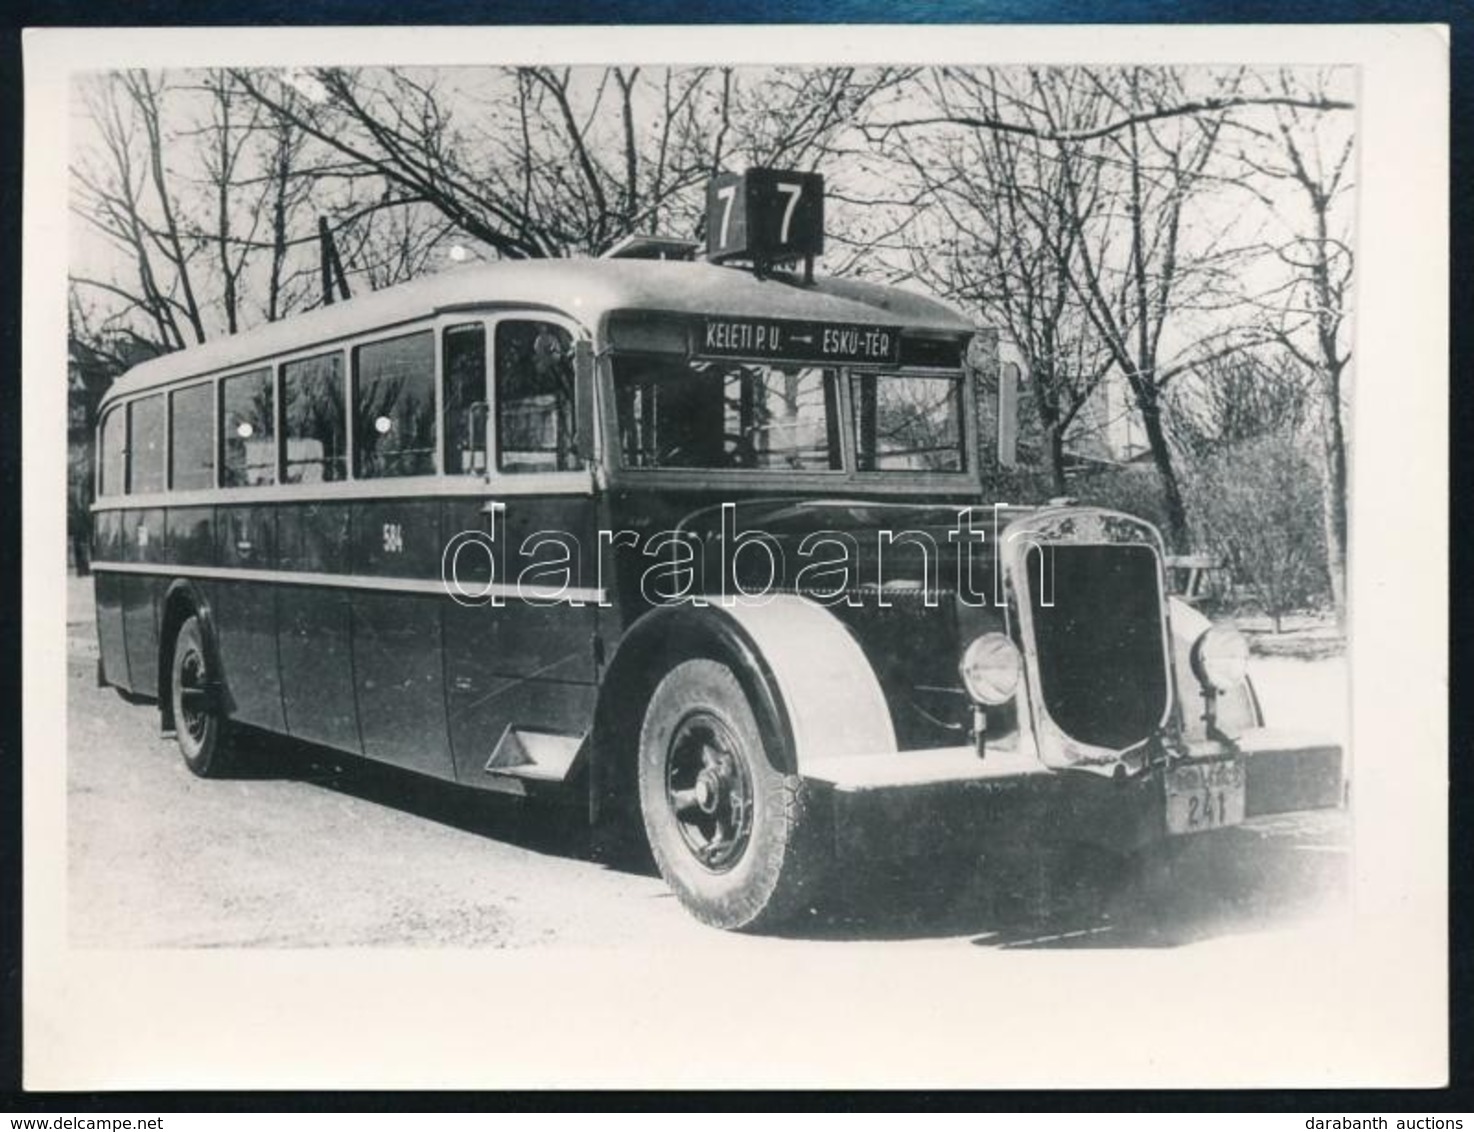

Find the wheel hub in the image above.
[{"left": 665, "top": 712, "right": 754, "bottom": 873}]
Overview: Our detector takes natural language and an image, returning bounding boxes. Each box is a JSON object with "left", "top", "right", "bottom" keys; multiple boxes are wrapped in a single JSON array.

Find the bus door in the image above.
[{"left": 441, "top": 314, "right": 601, "bottom": 791}]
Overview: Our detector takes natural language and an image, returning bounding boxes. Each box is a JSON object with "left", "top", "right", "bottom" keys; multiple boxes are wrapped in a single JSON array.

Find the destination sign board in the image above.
[{"left": 694, "top": 316, "right": 903, "bottom": 366}]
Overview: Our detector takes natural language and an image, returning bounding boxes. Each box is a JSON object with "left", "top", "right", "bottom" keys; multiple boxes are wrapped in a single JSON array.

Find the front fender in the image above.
[
  {"left": 711, "top": 594, "right": 897, "bottom": 767},
  {"left": 597, "top": 594, "right": 895, "bottom": 778}
]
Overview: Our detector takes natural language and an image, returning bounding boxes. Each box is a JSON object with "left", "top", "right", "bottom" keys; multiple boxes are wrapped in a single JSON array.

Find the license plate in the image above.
[{"left": 1165, "top": 758, "right": 1246, "bottom": 835}]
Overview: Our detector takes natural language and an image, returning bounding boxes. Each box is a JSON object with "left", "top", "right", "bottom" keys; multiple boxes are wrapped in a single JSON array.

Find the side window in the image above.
[
  {"left": 443, "top": 323, "right": 487, "bottom": 475},
  {"left": 169, "top": 383, "right": 215, "bottom": 490},
  {"left": 126, "top": 394, "right": 165, "bottom": 494},
  {"left": 99, "top": 405, "right": 126, "bottom": 497},
  {"left": 283, "top": 352, "right": 346, "bottom": 484},
  {"left": 354, "top": 331, "right": 436, "bottom": 478},
  {"left": 495, "top": 320, "right": 579, "bottom": 473},
  {"left": 221, "top": 368, "right": 276, "bottom": 486}
]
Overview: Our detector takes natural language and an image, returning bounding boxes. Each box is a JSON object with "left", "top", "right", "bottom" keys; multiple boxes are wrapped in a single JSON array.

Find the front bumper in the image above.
[{"left": 802, "top": 727, "right": 1345, "bottom": 861}]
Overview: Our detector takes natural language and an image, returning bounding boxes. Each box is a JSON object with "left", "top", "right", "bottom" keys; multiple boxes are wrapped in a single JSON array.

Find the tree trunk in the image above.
[
  {"left": 1046, "top": 425, "right": 1068, "bottom": 496},
  {"left": 1320, "top": 365, "right": 1349, "bottom": 626},
  {"left": 1138, "top": 394, "right": 1190, "bottom": 552}
]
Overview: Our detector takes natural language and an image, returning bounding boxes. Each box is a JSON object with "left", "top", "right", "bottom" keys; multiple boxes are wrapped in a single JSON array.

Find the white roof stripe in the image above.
[{"left": 102, "top": 258, "right": 976, "bottom": 403}]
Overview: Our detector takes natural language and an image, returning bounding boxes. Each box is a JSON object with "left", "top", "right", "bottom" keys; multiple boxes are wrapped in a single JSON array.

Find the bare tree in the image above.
[
  {"left": 1189, "top": 433, "right": 1328, "bottom": 632},
  {"left": 72, "top": 71, "right": 201, "bottom": 350},
  {"left": 1168, "top": 347, "right": 1312, "bottom": 460},
  {"left": 227, "top": 65, "right": 904, "bottom": 262},
  {"left": 1232, "top": 67, "right": 1354, "bottom": 623},
  {"left": 1049, "top": 67, "right": 1262, "bottom": 550},
  {"left": 870, "top": 66, "right": 1337, "bottom": 552},
  {"left": 885, "top": 68, "right": 1118, "bottom": 493}
]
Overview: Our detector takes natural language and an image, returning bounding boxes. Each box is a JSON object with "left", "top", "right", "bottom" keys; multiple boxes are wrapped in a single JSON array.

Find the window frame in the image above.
[
  {"left": 608, "top": 351, "right": 848, "bottom": 475},
  {"left": 97, "top": 402, "right": 128, "bottom": 498},
  {"left": 847, "top": 364, "right": 971, "bottom": 476},
  {"left": 440, "top": 317, "right": 492, "bottom": 479},
  {"left": 166, "top": 377, "right": 217, "bottom": 491},
  {"left": 604, "top": 350, "right": 977, "bottom": 485},
  {"left": 278, "top": 343, "right": 350, "bottom": 487},
  {"left": 218, "top": 363, "right": 278, "bottom": 490},
  {"left": 486, "top": 311, "right": 595, "bottom": 493},
  {"left": 350, "top": 326, "right": 442, "bottom": 481},
  {"left": 124, "top": 392, "right": 167, "bottom": 496}
]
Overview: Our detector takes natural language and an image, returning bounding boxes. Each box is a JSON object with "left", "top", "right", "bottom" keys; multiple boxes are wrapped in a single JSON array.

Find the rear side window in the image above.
[
  {"left": 126, "top": 394, "right": 165, "bottom": 494},
  {"left": 221, "top": 368, "right": 276, "bottom": 487},
  {"left": 99, "top": 406, "right": 126, "bottom": 497},
  {"left": 169, "top": 383, "right": 215, "bottom": 490},
  {"left": 283, "top": 352, "right": 346, "bottom": 484},
  {"left": 355, "top": 331, "right": 436, "bottom": 478}
]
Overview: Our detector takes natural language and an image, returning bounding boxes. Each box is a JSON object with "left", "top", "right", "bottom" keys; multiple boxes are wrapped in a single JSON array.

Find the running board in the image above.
[{"left": 484, "top": 726, "right": 585, "bottom": 786}]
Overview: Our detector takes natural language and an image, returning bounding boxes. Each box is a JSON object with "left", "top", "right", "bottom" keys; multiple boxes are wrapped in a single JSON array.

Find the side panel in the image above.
[
  {"left": 277, "top": 502, "right": 360, "bottom": 753},
  {"left": 93, "top": 511, "right": 129, "bottom": 687},
  {"left": 214, "top": 505, "right": 284, "bottom": 731},
  {"left": 351, "top": 592, "right": 452, "bottom": 777},
  {"left": 164, "top": 506, "right": 214, "bottom": 567},
  {"left": 278, "top": 587, "right": 360, "bottom": 754},
  {"left": 121, "top": 508, "right": 166, "bottom": 696},
  {"left": 441, "top": 494, "right": 600, "bottom": 786},
  {"left": 443, "top": 601, "right": 598, "bottom": 782},
  {"left": 121, "top": 576, "right": 160, "bottom": 698},
  {"left": 214, "top": 583, "right": 286, "bottom": 732},
  {"left": 349, "top": 498, "right": 454, "bottom": 778},
  {"left": 94, "top": 568, "right": 130, "bottom": 689}
]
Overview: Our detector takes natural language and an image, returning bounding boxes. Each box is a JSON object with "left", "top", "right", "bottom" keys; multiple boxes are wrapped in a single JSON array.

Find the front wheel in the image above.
[
  {"left": 637, "top": 659, "right": 825, "bottom": 930},
  {"left": 171, "top": 614, "right": 235, "bottom": 777}
]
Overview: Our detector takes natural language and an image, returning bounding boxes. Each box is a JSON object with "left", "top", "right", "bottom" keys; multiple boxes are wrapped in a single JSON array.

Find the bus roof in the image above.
[{"left": 102, "top": 257, "right": 977, "bottom": 403}]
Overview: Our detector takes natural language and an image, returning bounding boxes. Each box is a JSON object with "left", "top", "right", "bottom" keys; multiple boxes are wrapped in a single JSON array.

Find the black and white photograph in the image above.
[{"left": 20, "top": 24, "right": 1447, "bottom": 1090}]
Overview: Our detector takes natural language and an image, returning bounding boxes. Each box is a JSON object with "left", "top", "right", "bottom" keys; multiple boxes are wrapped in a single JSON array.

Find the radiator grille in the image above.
[{"left": 1025, "top": 543, "right": 1168, "bottom": 750}]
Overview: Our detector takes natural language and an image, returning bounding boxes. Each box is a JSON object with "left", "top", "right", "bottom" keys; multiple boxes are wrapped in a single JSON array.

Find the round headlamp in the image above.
[
  {"left": 1190, "top": 621, "right": 1250, "bottom": 690},
  {"left": 959, "top": 632, "right": 1022, "bottom": 706}
]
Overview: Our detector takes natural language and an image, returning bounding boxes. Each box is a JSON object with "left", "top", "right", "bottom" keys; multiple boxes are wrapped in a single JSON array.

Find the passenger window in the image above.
[
  {"left": 354, "top": 332, "right": 436, "bottom": 478},
  {"left": 221, "top": 368, "right": 276, "bottom": 487},
  {"left": 283, "top": 352, "right": 346, "bottom": 484},
  {"left": 495, "top": 320, "right": 580, "bottom": 473},
  {"left": 99, "top": 406, "right": 126, "bottom": 497},
  {"left": 169, "top": 383, "right": 215, "bottom": 490},
  {"left": 443, "top": 323, "right": 487, "bottom": 475},
  {"left": 126, "top": 394, "right": 165, "bottom": 494}
]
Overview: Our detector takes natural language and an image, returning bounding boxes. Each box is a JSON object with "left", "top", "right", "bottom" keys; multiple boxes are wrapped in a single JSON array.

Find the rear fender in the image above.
[{"left": 156, "top": 579, "right": 231, "bottom": 729}]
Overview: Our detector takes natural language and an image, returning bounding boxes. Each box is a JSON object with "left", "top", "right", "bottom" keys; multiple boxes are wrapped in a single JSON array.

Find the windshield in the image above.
[
  {"left": 614, "top": 356, "right": 842, "bottom": 471},
  {"left": 851, "top": 371, "right": 966, "bottom": 472},
  {"left": 612, "top": 356, "right": 967, "bottom": 474}
]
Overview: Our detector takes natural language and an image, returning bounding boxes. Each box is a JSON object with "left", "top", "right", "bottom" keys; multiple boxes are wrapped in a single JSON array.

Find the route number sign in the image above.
[{"left": 705, "top": 168, "right": 824, "bottom": 265}]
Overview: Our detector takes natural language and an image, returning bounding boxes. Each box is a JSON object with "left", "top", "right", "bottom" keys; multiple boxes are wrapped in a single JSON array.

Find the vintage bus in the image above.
[{"left": 91, "top": 170, "right": 1345, "bottom": 930}]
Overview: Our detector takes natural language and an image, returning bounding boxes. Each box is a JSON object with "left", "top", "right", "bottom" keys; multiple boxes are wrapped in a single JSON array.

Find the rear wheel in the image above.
[
  {"left": 637, "top": 659, "right": 823, "bottom": 930},
  {"left": 171, "top": 615, "right": 234, "bottom": 778}
]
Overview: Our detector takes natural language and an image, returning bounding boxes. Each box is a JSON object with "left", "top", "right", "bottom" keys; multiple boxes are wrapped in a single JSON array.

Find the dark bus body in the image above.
[{"left": 92, "top": 255, "right": 1346, "bottom": 930}]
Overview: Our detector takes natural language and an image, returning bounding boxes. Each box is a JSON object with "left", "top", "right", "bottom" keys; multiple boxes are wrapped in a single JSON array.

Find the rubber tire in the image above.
[
  {"left": 171, "top": 615, "right": 235, "bottom": 778},
  {"left": 637, "top": 658, "right": 823, "bottom": 931}
]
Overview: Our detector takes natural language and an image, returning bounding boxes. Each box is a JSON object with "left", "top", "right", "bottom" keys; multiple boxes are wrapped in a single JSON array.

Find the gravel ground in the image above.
[{"left": 65, "top": 573, "right": 1351, "bottom": 950}]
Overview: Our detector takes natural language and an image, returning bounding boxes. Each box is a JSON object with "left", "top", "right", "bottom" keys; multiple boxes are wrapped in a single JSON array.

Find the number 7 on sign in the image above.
[
  {"left": 776, "top": 181, "right": 803, "bottom": 243},
  {"left": 715, "top": 184, "right": 737, "bottom": 249}
]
